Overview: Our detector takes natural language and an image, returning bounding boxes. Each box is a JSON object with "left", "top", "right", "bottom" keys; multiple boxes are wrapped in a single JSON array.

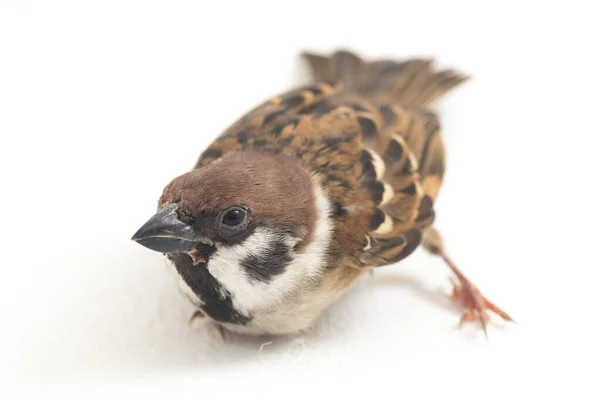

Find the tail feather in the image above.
[{"left": 301, "top": 49, "right": 468, "bottom": 110}]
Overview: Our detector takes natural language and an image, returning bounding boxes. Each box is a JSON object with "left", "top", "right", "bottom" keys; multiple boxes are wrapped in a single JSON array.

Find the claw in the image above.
[
  {"left": 479, "top": 312, "right": 489, "bottom": 340},
  {"left": 444, "top": 254, "right": 513, "bottom": 338},
  {"left": 458, "top": 310, "right": 489, "bottom": 328},
  {"left": 484, "top": 297, "right": 515, "bottom": 323},
  {"left": 188, "top": 310, "right": 205, "bottom": 325},
  {"left": 217, "top": 324, "right": 226, "bottom": 340},
  {"left": 188, "top": 311, "right": 227, "bottom": 341}
]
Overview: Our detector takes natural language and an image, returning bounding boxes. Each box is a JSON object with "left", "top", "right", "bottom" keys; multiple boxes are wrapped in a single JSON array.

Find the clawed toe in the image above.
[
  {"left": 188, "top": 309, "right": 206, "bottom": 324},
  {"left": 449, "top": 276, "right": 513, "bottom": 338}
]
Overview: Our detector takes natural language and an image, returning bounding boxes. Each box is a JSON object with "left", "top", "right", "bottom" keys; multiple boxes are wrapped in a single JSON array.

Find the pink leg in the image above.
[{"left": 442, "top": 252, "right": 514, "bottom": 338}]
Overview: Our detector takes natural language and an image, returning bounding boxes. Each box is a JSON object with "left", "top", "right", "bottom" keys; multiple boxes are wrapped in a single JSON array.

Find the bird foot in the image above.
[
  {"left": 188, "top": 309, "right": 205, "bottom": 324},
  {"left": 188, "top": 310, "right": 226, "bottom": 341},
  {"left": 439, "top": 255, "right": 514, "bottom": 337},
  {"left": 423, "top": 227, "right": 514, "bottom": 337},
  {"left": 216, "top": 323, "right": 226, "bottom": 340},
  {"left": 449, "top": 276, "right": 514, "bottom": 338}
]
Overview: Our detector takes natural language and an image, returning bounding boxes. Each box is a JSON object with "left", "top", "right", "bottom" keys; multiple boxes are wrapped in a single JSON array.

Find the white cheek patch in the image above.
[
  {"left": 206, "top": 229, "right": 279, "bottom": 313},
  {"left": 207, "top": 177, "right": 333, "bottom": 317}
]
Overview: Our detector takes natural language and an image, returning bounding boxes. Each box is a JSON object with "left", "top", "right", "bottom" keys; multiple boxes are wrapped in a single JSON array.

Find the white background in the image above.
[{"left": 1, "top": 0, "right": 599, "bottom": 398}]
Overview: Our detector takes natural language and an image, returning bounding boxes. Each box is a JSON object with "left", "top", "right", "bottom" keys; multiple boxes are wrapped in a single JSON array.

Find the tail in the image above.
[{"left": 301, "top": 49, "right": 468, "bottom": 110}]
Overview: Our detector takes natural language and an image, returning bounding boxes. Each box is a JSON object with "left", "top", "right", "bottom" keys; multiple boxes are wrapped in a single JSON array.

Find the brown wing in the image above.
[
  {"left": 355, "top": 107, "right": 443, "bottom": 266},
  {"left": 194, "top": 82, "right": 344, "bottom": 168},
  {"left": 300, "top": 50, "right": 467, "bottom": 267}
]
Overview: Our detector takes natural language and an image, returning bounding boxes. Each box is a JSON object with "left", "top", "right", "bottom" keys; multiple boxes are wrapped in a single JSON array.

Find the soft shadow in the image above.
[
  {"left": 366, "top": 271, "right": 457, "bottom": 314},
  {"left": 361, "top": 269, "right": 517, "bottom": 344},
  {"left": 28, "top": 246, "right": 479, "bottom": 384},
  {"left": 29, "top": 240, "right": 407, "bottom": 384},
  {"left": 27, "top": 248, "right": 313, "bottom": 384}
]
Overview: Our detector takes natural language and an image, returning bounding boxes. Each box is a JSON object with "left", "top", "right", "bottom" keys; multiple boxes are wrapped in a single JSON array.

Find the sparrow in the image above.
[{"left": 132, "top": 49, "right": 513, "bottom": 337}]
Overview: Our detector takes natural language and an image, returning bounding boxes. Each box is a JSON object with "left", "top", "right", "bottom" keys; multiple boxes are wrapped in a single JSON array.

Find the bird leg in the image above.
[
  {"left": 188, "top": 309, "right": 227, "bottom": 340},
  {"left": 441, "top": 252, "right": 514, "bottom": 338},
  {"left": 188, "top": 309, "right": 205, "bottom": 324},
  {"left": 422, "top": 227, "right": 514, "bottom": 337}
]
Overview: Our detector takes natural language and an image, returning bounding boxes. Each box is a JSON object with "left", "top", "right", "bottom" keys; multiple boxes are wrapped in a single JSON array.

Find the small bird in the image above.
[{"left": 132, "top": 49, "right": 513, "bottom": 337}]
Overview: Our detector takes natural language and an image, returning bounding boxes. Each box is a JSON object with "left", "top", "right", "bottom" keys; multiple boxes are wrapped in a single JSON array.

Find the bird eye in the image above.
[{"left": 221, "top": 207, "right": 246, "bottom": 227}]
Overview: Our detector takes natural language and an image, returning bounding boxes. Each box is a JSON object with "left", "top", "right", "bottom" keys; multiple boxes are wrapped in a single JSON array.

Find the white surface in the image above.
[{"left": 1, "top": 0, "right": 598, "bottom": 398}]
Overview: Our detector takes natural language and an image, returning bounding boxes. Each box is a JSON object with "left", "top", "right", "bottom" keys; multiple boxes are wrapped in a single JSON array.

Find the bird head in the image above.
[{"left": 131, "top": 150, "right": 332, "bottom": 327}]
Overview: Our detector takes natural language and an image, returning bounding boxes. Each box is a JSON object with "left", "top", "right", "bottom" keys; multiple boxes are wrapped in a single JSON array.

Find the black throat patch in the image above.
[{"left": 167, "top": 253, "right": 252, "bottom": 325}]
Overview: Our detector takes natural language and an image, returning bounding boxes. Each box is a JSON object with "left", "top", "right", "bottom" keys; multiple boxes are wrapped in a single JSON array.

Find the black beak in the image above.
[{"left": 131, "top": 204, "right": 198, "bottom": 253}]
